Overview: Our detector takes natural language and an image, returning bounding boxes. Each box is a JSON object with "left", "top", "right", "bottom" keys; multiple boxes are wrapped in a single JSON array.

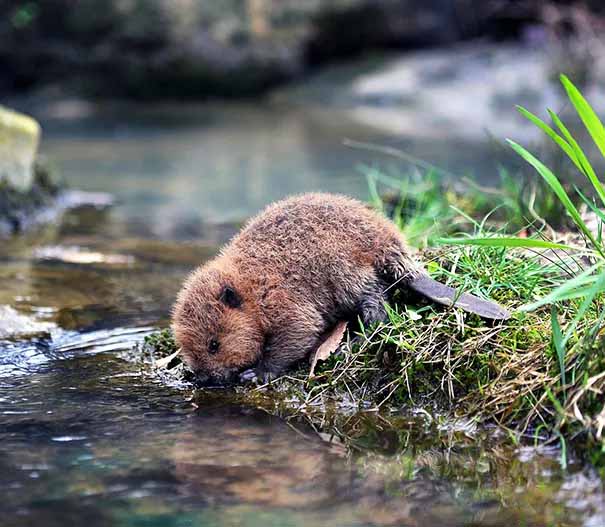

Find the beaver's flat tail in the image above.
[{"left": 409, "top": 275, "right": 510, "bottom": 320}]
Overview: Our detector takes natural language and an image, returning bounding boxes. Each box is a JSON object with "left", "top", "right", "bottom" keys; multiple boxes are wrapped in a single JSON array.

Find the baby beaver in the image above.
[{"left": 172, "top": 193, "right": 509, "bottom": 385}]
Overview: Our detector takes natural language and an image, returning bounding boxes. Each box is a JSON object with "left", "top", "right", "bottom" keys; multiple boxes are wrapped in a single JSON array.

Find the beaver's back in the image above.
[{"left": 223, "top": 193, "right": 413, "bottom": 301}]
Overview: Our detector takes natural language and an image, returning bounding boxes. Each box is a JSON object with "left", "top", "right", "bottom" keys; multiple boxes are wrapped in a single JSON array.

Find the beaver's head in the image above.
[{"left": 172, "top": 262, "right": 263, "bottom": 385}]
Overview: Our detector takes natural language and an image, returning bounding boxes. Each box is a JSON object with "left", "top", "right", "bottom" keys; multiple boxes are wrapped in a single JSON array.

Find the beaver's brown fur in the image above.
[{"left": 172, "top": 193, "right": 506, "bottom": 385}]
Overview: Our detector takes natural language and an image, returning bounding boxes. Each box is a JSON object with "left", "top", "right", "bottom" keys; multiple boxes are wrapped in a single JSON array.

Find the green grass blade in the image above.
[
  {"left": 547, "top": 271, "right": 605, "bottom": 398},
  {"left": 560, "top": 74, "right": 605, "bottom": 160},
  {"left": 507, "top": 139, "right": 603, "bottom": 255},
  {"left": 360, "top": 164, "right": 409, "bottom": 190},
  {"left": 556, "top": 432, "right": 568, "bottom": 470},
  {"left": 563, "top": 271, "right": 605, "bottom": 344},
  {"left": 548, "top": 109, "right": 605, "bottom": 208},
  {"left": 542, "top": 286, "right": 605, "bottom": 302},
  {"left": 366, "top": 171, "right": 383, "bottom": 212},
  {"left": 521, "top": 264, "right": 602, "bottom": 311},
  {"left": 517, "top": 106, "right": 581, "bottom": 170},
  {"left": 576, "top": 186, "right": 605, "bottom": 223},
  {"left": 437, "top": 236, "right": 575, "bottom": 250},
  {"left": 551, "top": 306, "right": 566, "bottom": 389}
]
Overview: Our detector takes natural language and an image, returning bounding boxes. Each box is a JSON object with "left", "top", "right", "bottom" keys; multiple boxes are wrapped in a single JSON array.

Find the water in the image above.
[
  {"left": 38, "top": 101, "right": 384, "bottom": 235},
  {"left": 2, "top": 161, "right": 603, "bottom": 527},
  {"left": 22, "top": 43, "right": 564, "bottom": 237},
  {"left": 2, "top": 309, "right": 602, "bottom": 527},
  {"left": 2, "top": 45, "right": 605, "bottom": 526}
]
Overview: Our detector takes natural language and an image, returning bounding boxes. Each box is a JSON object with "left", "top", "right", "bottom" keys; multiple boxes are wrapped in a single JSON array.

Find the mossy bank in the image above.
[{"left": 139, "top": 178, "right": 603, "bottom": 470}]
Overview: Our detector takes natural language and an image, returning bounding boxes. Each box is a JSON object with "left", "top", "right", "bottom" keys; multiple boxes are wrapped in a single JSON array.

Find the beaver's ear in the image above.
[{"left": 220, "top": 286, "right": 242, "bottom": 308}]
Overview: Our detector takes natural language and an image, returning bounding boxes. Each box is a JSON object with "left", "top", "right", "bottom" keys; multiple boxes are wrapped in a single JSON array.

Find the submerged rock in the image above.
[{"left": 0, "top": 106, "right": 40, "bottom": 190}]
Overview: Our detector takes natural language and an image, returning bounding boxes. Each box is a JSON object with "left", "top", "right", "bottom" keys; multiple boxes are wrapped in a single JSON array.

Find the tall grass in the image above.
[
  {"left": 442, "top": 75, "right": 605, "bottom": 456},
  {"left": 447, "top": 77, "right": 605, "bottom": 344},
  {"left": 364, "top": 164, "right": 566, "bottom": 248}
]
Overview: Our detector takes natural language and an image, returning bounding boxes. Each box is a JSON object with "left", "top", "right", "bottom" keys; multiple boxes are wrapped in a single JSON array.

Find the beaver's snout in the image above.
[{"left": 192, "top": 368, "right": 241, "bottom": 388}]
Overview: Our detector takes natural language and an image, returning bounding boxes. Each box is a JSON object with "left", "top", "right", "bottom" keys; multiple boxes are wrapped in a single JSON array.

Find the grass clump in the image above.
[
  {"left": 423, "top": 74, "right": 605, "bottom": 463},
  {"left": 323, "top": 75, "right": 605, "bottom": 464}
]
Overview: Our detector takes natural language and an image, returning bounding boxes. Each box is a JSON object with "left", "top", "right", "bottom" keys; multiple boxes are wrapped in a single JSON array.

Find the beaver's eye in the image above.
[{"left": 209, "top": 339, "right": 220, "bottom": 354}]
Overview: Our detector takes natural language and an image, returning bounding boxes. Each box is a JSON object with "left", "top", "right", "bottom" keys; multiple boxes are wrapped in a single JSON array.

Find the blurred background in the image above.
[{"left": 2, "top": 0, "right": 605, "bottom": 236}]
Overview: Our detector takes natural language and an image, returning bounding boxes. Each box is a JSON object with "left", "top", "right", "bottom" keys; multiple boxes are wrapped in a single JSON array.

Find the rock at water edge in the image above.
[{"left": 0, "top": 106, "right": 41, "bottom": 191}]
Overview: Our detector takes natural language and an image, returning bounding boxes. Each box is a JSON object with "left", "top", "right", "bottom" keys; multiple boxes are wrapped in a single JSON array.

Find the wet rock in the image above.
[
  {"left": 0, "top": 106, "right": 40, "bottom": 190},
  {"left": 0, "top": 166, "right": 114, "bottom": 237},
  {"left": 0, "top": 162, "right": 58, "bottom": 236},
  {"left": 0, "top": 305, "right": 54, "bottom": 339},
  {"left": 0, "top": 107, "right": 71, "bottom": 236}
]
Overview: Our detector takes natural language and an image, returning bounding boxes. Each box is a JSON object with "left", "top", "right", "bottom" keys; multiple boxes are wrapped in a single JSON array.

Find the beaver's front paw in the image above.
[
  {"left": 238, "top": 368, "right": 276, "bottom": 385},
  {"left": 239, "top": 369, "right": 260, "bottom": 384}
]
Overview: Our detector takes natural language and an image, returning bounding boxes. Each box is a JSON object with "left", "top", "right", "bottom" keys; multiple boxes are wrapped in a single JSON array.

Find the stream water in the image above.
[{"left": 2, "top": 45, "right": 605, "bottom": 526}]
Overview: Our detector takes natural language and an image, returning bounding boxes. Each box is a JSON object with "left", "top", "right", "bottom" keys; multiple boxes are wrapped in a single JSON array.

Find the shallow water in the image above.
[
  {"left": 2, "top": 46, "right": 605, "bottom": 526},
  {"left": 18, "top": 44, "right": 561, "bottom": 236}
]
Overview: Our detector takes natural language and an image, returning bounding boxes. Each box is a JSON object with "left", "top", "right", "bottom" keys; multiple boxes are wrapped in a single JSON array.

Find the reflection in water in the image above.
[
  {"left": 1, "top": 335, "right": 599, "bottom": 527},
  {"left": 169, "top": 405, "right": 473, "bottom": 526}
]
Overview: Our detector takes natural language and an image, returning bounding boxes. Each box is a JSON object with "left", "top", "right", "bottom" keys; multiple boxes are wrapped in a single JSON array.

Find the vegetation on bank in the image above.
[{"left": 142, "top": 76, "right": 605, "bottom": 468}]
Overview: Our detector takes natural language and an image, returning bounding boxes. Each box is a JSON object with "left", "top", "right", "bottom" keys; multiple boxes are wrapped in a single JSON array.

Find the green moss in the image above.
[{"left": 142, "top": 328, "right": 178, "bottom": 358}]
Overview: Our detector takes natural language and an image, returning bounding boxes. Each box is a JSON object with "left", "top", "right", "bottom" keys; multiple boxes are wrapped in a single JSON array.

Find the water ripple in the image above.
[{"left": 0, "top": 326, "right": 154, "bottom": 378}]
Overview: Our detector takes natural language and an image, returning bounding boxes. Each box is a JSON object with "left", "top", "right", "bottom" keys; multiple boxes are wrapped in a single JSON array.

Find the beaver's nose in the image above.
[
  {"left": 192, "top": 372, "right": 211, "bottom": 387},
  {"left": 193, "top": 371, "right": 234, "bottom": 388}
]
